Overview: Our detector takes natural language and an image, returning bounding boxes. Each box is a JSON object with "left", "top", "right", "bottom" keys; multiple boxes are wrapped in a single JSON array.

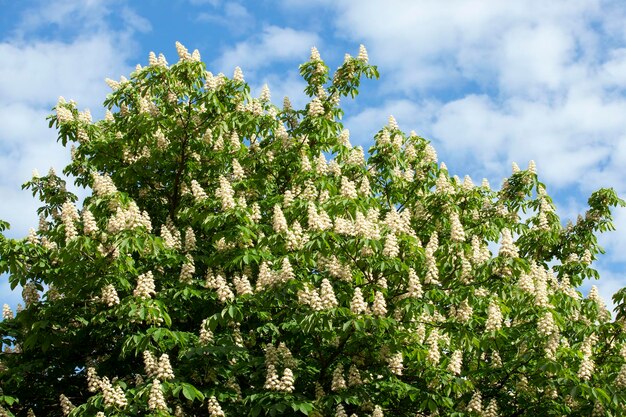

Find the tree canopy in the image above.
[{"left": 1, "top": 42, "right": 626, "bottom": 416}]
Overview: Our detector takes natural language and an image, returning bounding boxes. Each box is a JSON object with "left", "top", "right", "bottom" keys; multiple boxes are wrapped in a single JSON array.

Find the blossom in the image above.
[
  {"left": 199, "top": 319, "right": 214, "bottom": 344},
  {"left": 273, "top": 205, "right": 288, "bottom": 233},
  {"left": 498, "top": 229, "right": 518, "bottom": 258},
  {"left": 350, "top": 288, "right": 368, "bottom": 314},
  {"left": 233, "top": 66, "right": 244, "bottom": 82},
  {"left": 485, "top": 299, "right": 503, "bottom": 332},
  {"left": 447, "top": 350, "right": 463, "bottom": 375},
  {"left": 466, "top": 390, "right": 482, "bottom": 413},
  {"left": 156, "top": 353, "right": 175, "bottom": 380},
  {"left": 484, "top": 399, "right": 499, "bottom": 417},
  {"left": 59, "top": 394, "right": 75, "bottom": 416},
  {"left": 100, "top": 376, "right": 128, "bottom": 408},
  {"left": 179, "top": 255, "right": 196, "bottom": 284},
  {"left": 207, "top": 396, "right": 225, "bottom": 416},
  {"left": 134, "top": 271, "right": 156, "bottom": 299},
  {"left": 92, "top": 172, "right": 117, "bottom": 196},
  {"left": 308, "top": 97, "right": 324, "bottom": 117},
  {"left": 233, "top": 274, "right": 253, "bottom": 296},
  {"left": 61, "top": 201, "right": 79, "bottom": 242},
  {"left": 426, "top": 329, "right": 440, "bottom": 365},
  {"left": 82, "top": 209, "right": 98, "bottom": 235},
  {"left": 280, "top": 368, "right": 295, "bottom": 393},
  {"left": 382, "top": 232, "right": 399, "bottom": 258},
  {"left": 372, "top": 291, "right": 387, "bottom": 316},
  {"left": 101, "top": 284, "right": 120, "bottom": 307},
  {"left": 449, "top": 212, "right": 465, "bottom": 242},
  {"left": 358, "top": 44, "right": 369, "bottom": 63},
  {"left": 216, "top": 175, "right": 236, "bottom": 211},
  {"left": 424, "top": 232, "right": 440, "bottom": 285},
  {"left": 2, "top": 304, "right": 14, "bottom": 320},
  {"left": 331, "top": 364, "right": 346, "bottom": 391},
  {"left": 387, "top": 352, "right": 403, "bottom": 375},
  {"left": 148, "top": 379, "right": 167, "bottom": 411}
]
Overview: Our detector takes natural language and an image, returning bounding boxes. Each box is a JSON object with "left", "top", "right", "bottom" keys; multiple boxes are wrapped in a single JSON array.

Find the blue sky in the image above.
[{"left": 1, "top": 0, "right": 626, "bottom": 312}]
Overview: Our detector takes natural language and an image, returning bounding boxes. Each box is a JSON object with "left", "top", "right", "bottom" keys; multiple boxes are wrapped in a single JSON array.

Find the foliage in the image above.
[{"left": 1, "top": 42, "right": 626, "bottom": 416}]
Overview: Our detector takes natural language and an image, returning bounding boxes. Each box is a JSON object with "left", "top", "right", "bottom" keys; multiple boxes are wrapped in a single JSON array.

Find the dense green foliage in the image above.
[{"left": 1, "top": 43, "right": 626, "bottom": 416}]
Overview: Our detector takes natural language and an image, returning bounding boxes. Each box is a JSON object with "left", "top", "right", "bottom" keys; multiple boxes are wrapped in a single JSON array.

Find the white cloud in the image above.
[
  {"left": 315, "top": 0, "right": 626, "bottom": 186},
  {"left": 0, "top": 38, "right": 132, "bottom": 109},
  {"left": 213, "top": 26, "right": 319, "bottom": 74}
]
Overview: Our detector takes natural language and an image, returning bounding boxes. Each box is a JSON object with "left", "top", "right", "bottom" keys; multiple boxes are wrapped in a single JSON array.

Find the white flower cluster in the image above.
[
  {"left": 424, "top": 232, "right": 440, "bottom": 285},
  {"left": 471, "top": 235, "right": 491, "bottom": 265},
  {"left": 298, "top": 278, "right": 338, "bottom": 311},
  {"left": 285, "top": 221, "right": 309, "bottom": 251},
  {"left": 107, "top": 202, "right": 152, "bottom": 234},
  {"left": 531, "top": 263, "right": 551, "bottom": 308},
  {"left": 273, "top": 205, "right": 288, "bottom": 233},
  {"left": 82, "top": 209, "right": 98, "bottom": 235},
  {"left": 216, "top": 175, "right": 236, "bottom": 211},
  {"left": 148, "top": 379, "right": 167, "bottom": 411},
  {"left": 264, "top": 343, "right": 296, "bottom": 393},
  {"left": 55, "top": 98, "right": 74, "bottom": 124},
  {"left": 372, "top": 405, "right": 384, "bottom": 417},
  {"left": 340, "top": 176, "right": 357, "bottom": 199},
  {"left": 233, "top": 66, "right": 244, "bottom": 82},
  {"left": 190, "top": 179, "right": 208, "bottom": 201},
  {"left": 61, "top": 201, "right": 79, "bottom": 242},
  {"left": 2, "top": 304, "right": 13, "bottom": 320},
  {"left": 387, "top": 352, "right": 403, "bottom": 375},
  {"left": 406, "top": 269, "right": 423, "bottom": 299},
  {"left": 179, "top": 254, "right": 196, "bottom": 284},
  {"left": 134, "top": 271, "right": 156, "bottom": 299},
  {"left": 615, "top": 363, "right": 626, "bottom": 387},
  {"left": 382, "top": 233, "right": 399, "bottom": 258},
  {"left": 335, "top": 404, "right": 348, "bottom": 417},
  {"left": 484, "top": 399, "right": 499, "bottom": 417},
  {"left": 331, "top": 363, "right": 346, "bottom": 391},
  {"left": 353, "top": 209, "right": 381, "bottom": 240},
  {"left": 205, "top": 271, "right": 234, "bottom": 302},
  {"left": 452, "top": 299, "right": 473, "bottom": 323},
  {"left": 59, "top": 394, "right": 75, "bottom": 416},
  {"left": 485, "top": 299, "right": 503, "bottom": 332},
  {"left": 184, "top": 226, "right": 196, "bottom": 252},
  {"left": 383, "top": 208, "right": 412, "bottom": 236},
  {"left": 199, "top": 318, "right": 214, "bottom": 344},
  {"left": 99, "top": 376, "right": 128, "bottom": 409},
  {"left": 449, "top": 212, "right": 465, "bottom": 242},
  {"left": 207, "top": 396, "right": 225, "bottom": 416},
  {"left": 100, "top": 284, "right": 120, "bottom": 307},
  {"left": 233, "top": 273, "right": 253, "bottom": 296},
  {"left": 350, "top": 288, "right": 368, "bottom": 314},
  {"left": 426, "top": 328, "right": 440, "bottom": 365},
  {"left": 372, "top": 291, "right": 387, "bottom": 316},
  {"left": 143, "top": 351, "right": 175, "bottom": 381},
  {"left": 92, "top": 172, "right": 118, "bottom": 196},
  {"left": 466, "top": 390, "right": 482, "bottom": 413},
  {"left": 161, "top": 221, "right": 182, "bottom": 249},
  {"left": 318, "top": 255, "right": 352, "bottom": 281},
  {"left": 21, "top": 282, "right": 39, "bottom": 306},
  {"left": 255, "top": 259, "right": 295, "bottom": 292},
  {"left": 307, "top": 203, "right": 333, "bottom": 231},
  {"left": 447, "top": 350, "right": 463, "bottom": 375},
  {"left": 498, "top": 229, "right": 518, "bottom": 258},
  {"left": 308, "top": 97, "right": 325, "bottom": 117},
  {"left": 587, "top": 285, "right": 608, "bottom": 314},
  {"left": 578, "top": 334, "right": 598, "bottom": 381}
]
